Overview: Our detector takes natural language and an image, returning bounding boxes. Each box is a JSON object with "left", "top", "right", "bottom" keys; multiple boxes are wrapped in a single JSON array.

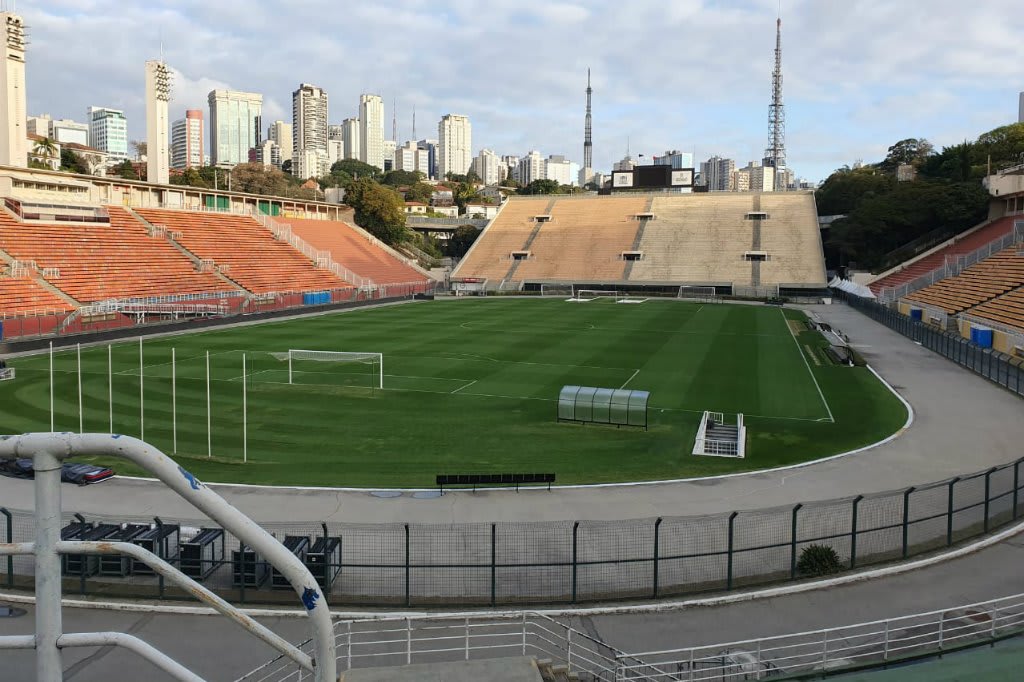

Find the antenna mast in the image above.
[
  {"left": 584, "top": 68, "right": 593, "bottom": 171},
  {"left": 764, "top": 15, "right": 786, "bottom": 190}
]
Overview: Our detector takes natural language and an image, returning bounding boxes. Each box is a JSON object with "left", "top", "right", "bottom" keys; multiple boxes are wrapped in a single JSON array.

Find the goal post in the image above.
[
  {"left": 274, "top": 350, "right": 383, "bottom": 389},
  {"left": 568, "top": 289, "right": 622, "bottom": 302},
  {"left": 677, "top": 286, "right": 718, "bottom": 303}
]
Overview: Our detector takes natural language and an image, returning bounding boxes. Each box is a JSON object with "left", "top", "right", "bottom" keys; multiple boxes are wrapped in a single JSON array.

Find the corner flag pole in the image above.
[
  {"left": 48, "top": 341, "right": 53, "bottom": 431},
  {"left": 206, "top": 350, "right": 211, "bottom": 458},
  {"left": 108, "top": 344, "right": 113, "bottom": 433},
  {"left": 139, "top": 337, "right": 144, "bottom": 441},
  {"left": 77, "top": 343, "right": 82, "bottom": 433},
  {"left": 242, "top": 353, "right": 247, "bottom": 464},
  {"left": 172, "top": 347, "right": 177, "bottom": 454}
]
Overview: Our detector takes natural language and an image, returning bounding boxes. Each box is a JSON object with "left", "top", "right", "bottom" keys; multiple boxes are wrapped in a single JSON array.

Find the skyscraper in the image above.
[
  {"left": 359, "top": 94, "right": 384, "bottom": 170},
  {"left": 87, "top": 106, "right": 129, "bottom": 161},
  {"left": 292, "top": 83, "right": 328, "bottom": 163},
  {"left": 763, "top": 16, "right": 786, "bottom": 191},
  {"left": 267, "top": 120, "right": 292, "bottom": 163},
  {"left": 145, "top": 59, "right": 171, "bottom": 184},
  {"left": 699, "top": 156, "right": 735, "bottom": 191},
  {"left": 0, "top": 10, "right": 27, "bottom": 168},
  {"left": 471, "top": 148, "right": 501, "bottom": 185},
  {"left": 342, "top": 118, "right": 360, "bottom": 161},
  {"left": 171, "top": 109, "right": 204, "bottom": 169},
  {"left": 208, "top": 89, "right": 262, "bottom": 167},
  {"left": 438, "top": 114, "right": 472, "bottom": 179}
]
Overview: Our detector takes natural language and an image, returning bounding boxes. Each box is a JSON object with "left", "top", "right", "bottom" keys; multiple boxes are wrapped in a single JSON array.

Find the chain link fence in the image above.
[{"left": 2, "top": 457, "right": 1022, "bottom": 606}]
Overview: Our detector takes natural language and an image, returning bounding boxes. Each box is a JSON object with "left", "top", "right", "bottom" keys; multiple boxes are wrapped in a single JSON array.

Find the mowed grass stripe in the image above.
[{"left": 0, "top": 299, "right": 907, "bottom": 486}]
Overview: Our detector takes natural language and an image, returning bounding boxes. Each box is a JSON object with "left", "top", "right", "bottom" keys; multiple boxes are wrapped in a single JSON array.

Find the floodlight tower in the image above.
[
  {"left": 763, "top": 16, "right": 786, "bottom": 190},
  {"left": 145, "top": 59, "right": 171, "bottom": 185},
  {"left": 0, "top": 9, "right": 27, "bottom": 168}
]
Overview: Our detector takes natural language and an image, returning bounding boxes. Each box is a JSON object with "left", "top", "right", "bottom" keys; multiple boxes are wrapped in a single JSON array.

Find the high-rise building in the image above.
[
  {"left": 267, "top": 120, "right": 292, "bottom": 163},
  {"left": 382, "top": 139, "right": 397, "bottom": 172},
  {"left": 171, "top": 110, "right": 204, "bottom": 169},
  {"left": 50, "top": 119, "right": 89, "bottom": 146},
  {"left": 293, "top": 147, "right": 328, "bottom": 180},
  {"left": 292, "top": 83, "right": 328, "bottom": 171},
  {"left": 733, "top": 161, "right": 775, "bottom": 192},
  {"left": 359, "top": 94, "right": 384, "bottom": 169},
  {"left": 145, "top": 60, "right": 171, "bottom": 184},
  {"left": 501, "top": 155, "right": 519, "bottom": 184},
  {"left": 544, "top": 155, "right": 572, "bottom": 186},
  {"left": 394, "top": 141, "right": 417, "bottom": 173},
  {"left": 87, "top": 106, "right": 129, "bottom": 161},
  {"left": 699, "top": 156, "right": 735, "bottom": 191},
  {"left": 0, "top": 11, "right": 27, "bottom": 168},
  {"left": 517, "top": 151, "right": 544, "bottom": 186},
  {"left": 26, "top": 115, "right": 49, "bottom": 138},
  {"left": 418, "top": 139, "right": 438, "bottom": 179},
  {"left": 438, "top": 114, "right": 472, "bottom": 179},
  {"left": 1019, "top": 92, "right": 1024, "bottom": 124},
  {"left": 341, "top": 118, "right": 360, "bottom": 161},
  {"left": 254, "top": 139, "right": 281, "bottom": 169},
  {"left": 653, "top": 150, "right": 694, "bottom": 169},
  {"left": 471, "top": 148, "right": 501, "bottom": 185},
  {"left": 208, "top": 89, "right": 262, "bottom": 167}
]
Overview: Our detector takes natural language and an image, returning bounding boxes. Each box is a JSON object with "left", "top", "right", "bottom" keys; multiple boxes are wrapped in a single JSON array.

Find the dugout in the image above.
[{"left": 558, "top": 385, "right": 649, "bottom": 429}]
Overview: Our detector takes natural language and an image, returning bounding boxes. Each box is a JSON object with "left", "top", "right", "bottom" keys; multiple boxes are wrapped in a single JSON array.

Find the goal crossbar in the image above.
[
  {"left": 568, "top": 289, "right": 623, "bottom": 302},
  {"left": 279, "top": 349, "right": 383, "bottom": 388}
]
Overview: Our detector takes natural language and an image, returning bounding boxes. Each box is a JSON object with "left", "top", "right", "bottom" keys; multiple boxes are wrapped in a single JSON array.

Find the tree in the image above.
[
  {"left": 815, "top": 167, "right": 894, "bottom": 215},
  {"left": 131, "top": 140, "right": 148, "bottom": 161},
  {"left": 114, "top": 160, "right": 139, "bottom": 180},
  {"left": 519, "top": 179, "right": 562, "bottom": 195},
  {"left": 403, "top": 182, "right": 434, "bottom": 204},
  {"left": 880, "top": 138, "right": 934, "bottom": 171},
  {"left": 446, "top": 224, "right": 481, "bottom": 257},
  {"left": 465, "top": 169, "right": 482, "bottom": 184},
  {"left": 382, "top": 169, "right": 424, "bottom": 187},
  {"left": 281, "top": 159, "right": 293, "bottom": 175},
  {"left": 344, "top": 178, "right": 407, "bottom": 244},
  {"left": 59, "top": 148, "right": 89, "bottom": 174},
  {"left": 171, "top": 167, "right": 210, "bottom": 189},
  {"left": 32, "top": 137, "right": 58, "bottom": 164},
  {"left": 445, "top": 172, "right": 469, "bottom": 184},
  {"left": 331, "top": 159, "right": 382, "bottom": 181},
  {"left": 228, "top": 163, "right": 292, "bottom": 196}
]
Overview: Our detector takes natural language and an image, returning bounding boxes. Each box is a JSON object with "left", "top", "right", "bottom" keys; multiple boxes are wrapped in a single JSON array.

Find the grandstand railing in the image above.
[
  {"left": 878, "top": 220, "right": 1024, "bottom": 303},
  {"left": 616, "top": 591, "right": 1024, "bottom": 680},
  {"left": 838, "top": 289, "right": 1024, "bottom": 397},
  {"left": 2, "top": 454, "right": 1022, "bottom": 608}
]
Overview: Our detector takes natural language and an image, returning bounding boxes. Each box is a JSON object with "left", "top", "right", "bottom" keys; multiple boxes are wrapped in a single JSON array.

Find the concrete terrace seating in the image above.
[
  {"left": 0, "top": 276, "right": 72, "bottom": 315},
  {"left": 628, "top": 194, "right": 756, "bottom": 284},
  {"left": 451, "top": 198, "right": 553, "bottom": 282},
  {"left": 869, "top": 216, "right": 1018, "bottom": 295},
  {"left": 134, "top": 208, "right": 349, "bottom": 294},
  {"left": 0, "top": 207, "right": 232, "bottom": 303},
  {"left": 759, "top": 193, "right": 827, "bottom": 285},
  {"left": 903, "top": 246, "right": 1024, "bottom": 314},
  {"left": 969, "top": 287, "right": 1024, "bottom": 334},
  {"left": 513, "top": 196, "right": 648, "bottom": 281},
  {"left": 278, "top": 216, "right": 426, "bottom": 284}
]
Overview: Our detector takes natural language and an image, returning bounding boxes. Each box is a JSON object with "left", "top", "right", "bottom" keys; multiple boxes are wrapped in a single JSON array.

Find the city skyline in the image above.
[{"left": 17, "top": 1, "right": 1024, "bottom": 182}]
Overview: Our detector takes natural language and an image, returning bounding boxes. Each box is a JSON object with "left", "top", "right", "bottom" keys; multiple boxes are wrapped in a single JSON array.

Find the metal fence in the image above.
[
  {"left": 838, "top": 290, "right": 1024, "bottom": 397},
  {"left": 2, "top": 455, "right": 1023, "bottom": 607}
]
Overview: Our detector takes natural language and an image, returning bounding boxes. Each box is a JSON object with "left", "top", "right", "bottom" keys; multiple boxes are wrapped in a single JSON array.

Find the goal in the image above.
[
  {"left": 567, "top": 288, "right": 622, "bottom": 302},
  {"left": 274, "top": 350, "right": 383, "bottom": 389},
  {"left": 0, "top": 367, "right": 14, "bottom": 381},
  {"left": 677, "top": 286, "right": 718, "bottom": 303}
]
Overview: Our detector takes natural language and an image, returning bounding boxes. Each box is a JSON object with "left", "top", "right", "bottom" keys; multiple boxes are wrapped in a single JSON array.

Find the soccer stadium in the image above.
[{"left": 2, "top": 7, "right": 1024, "bottom": 682}]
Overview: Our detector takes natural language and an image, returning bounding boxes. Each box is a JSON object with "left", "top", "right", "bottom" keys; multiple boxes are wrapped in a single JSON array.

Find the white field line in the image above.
[
  {"left": 449, "top": 379, "right": 478, "bottom": 394},
  {"left": 781, "top": 308, "right": 834, "bottom": 423},
  {"left": 619, "top": 369, "right": 640, "bottom": 389}
]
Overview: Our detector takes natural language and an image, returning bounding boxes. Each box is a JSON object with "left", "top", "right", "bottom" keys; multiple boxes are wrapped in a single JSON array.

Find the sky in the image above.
[{"left": 16, "top": 0, "right": 1024, "bottom": 183}]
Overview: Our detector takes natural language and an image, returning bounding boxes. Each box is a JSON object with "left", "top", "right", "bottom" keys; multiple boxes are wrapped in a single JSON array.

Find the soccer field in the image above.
[{"left": 0, "top": 299, "right": 907, "bottom": 487}]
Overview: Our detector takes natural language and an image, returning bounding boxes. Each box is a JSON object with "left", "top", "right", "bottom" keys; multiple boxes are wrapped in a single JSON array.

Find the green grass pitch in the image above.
[{"left": 0, "top": 299, "right": 907, "bottom": 487}]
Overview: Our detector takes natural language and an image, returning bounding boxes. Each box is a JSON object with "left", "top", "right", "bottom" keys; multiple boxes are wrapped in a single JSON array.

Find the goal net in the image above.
[
  {"left": 269, "top": 350, "right": 383, "bottom": 389},
  {"left": 677, "top": 286, "right": 718, "bottom": 303},
  {"left": 567, "top": 289, "right": 622, "bottom": 302}
]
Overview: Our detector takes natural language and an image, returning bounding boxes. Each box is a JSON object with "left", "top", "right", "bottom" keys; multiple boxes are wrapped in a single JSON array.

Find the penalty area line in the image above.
[
  {"left": 449, "top": 379, "right": 478, "bottom": 394},
  {"left": 619, "top": 369, "right": 640, "bottom": 389}
]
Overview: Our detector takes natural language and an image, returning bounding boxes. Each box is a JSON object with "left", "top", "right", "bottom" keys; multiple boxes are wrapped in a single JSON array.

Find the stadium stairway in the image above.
[
  {"left": 869, "top": 216, "right": 1018, "bottom": 296},
  {"left": 133, "top": 208, "right": 351, "bottom": 294},
  {"left": 451, "top": 197, "right": 555, "bottom": 284}
]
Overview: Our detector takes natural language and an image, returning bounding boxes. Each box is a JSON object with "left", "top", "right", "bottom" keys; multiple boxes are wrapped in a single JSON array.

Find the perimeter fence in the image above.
[
  {"left": 2, "top": 456, "right": 1023, "bottom": 607},
  {"left": 837, "top": 290, "right": 1024, "bottom": 397}
]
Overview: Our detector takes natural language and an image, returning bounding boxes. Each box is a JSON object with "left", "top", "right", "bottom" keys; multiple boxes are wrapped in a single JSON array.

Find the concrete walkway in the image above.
[{"left": 1, "top": 301, "right": 1020, "bottom": 524}]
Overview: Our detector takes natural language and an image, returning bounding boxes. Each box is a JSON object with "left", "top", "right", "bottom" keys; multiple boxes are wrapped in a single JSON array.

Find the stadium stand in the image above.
[
  {"left": 452, "top": 198, "right": 554, "bottom": 284},
  {"left": 133, "top": 208, "right": 350, "bottom": 294},
  {"left": 0, "top": 205, "right": 233, "bottom": 303},
  {"left": 869, "top": 216, "right": 1018, "bottom": 295},
  {"left": 513, "top": 196, "right": 648, "bottom": 281},
  {"left": 758, "top": 193, "right": 828, "bottom": 286},
  {"left": 0, "top": 275, "right": 73, "bottom": 315},
  {"left": 453, "top": 192, "right": 826, "bottom": 291},
  {"left": 903, "top": 245, "right": 1024, "bottom": 314},
  {"left": 277, "top": 215, "right": 427, "bottom": 284},
  {"left": 967, "top": 287, "right": 1024, "bottom": 333}
]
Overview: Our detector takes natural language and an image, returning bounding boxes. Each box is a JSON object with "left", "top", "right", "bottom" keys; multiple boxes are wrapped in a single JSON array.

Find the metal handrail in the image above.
[{"left": 0, "top": 433, "right": 336, "bottom": 682}]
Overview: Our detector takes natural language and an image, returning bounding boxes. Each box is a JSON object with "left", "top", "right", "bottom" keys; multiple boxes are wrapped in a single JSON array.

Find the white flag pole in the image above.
[
  {"left": 206, "top": 350, "right": 211, "bottom": 458},
  {"left": 77, "top": 343, "right": 82, "bottom": 433},
  {"left": 242, "top": 353, "right": 247, "bottom": 464},
  {"left": 48, "top": 341, "right": 54, "bottom": 431},
  {"left": 138, "top": 337, "right": 144, "bottom": 441},
  {"left": 108, "top": 344, "right": 113, "bottom": 433},
  {"left": 172, "top": 347, "right": 177, "bottom": 453}
]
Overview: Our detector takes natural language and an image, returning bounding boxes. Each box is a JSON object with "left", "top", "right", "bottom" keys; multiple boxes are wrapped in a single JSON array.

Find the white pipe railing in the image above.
[
  {"left": 0, "top": 433, "right": 336, "bottom": 682},
  {"left": 251, "top": 212, "right": 374, "bottom": 290}
]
